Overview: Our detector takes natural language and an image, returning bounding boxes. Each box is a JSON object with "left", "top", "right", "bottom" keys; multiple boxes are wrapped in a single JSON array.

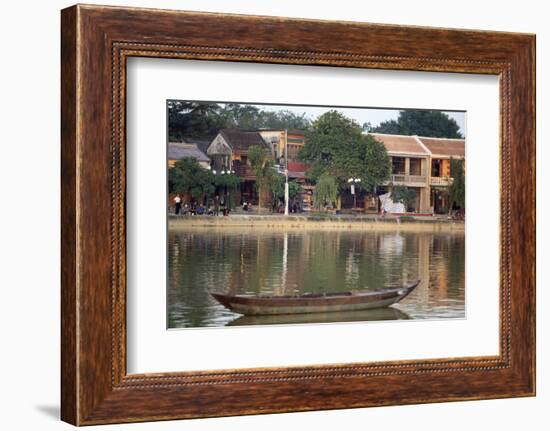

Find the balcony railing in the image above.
[
  {"left": 430, "top": 176, "right": 454, "bottom": 186},
  {"left": 232, "top": 162, "right": 256, "bottom": 180},
  {"left": 385, "top": 174, "right": 428, "bottom": 186}
]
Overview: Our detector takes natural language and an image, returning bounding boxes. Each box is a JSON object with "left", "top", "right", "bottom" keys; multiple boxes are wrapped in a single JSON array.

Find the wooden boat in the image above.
[{"left": 210, "top": 280, "right": 420, "bottom": 316}]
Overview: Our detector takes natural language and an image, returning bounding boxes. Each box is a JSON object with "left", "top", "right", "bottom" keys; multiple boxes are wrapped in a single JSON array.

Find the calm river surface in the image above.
[{"left": 167, "top": 229, "right": 465, "bottom": 328}]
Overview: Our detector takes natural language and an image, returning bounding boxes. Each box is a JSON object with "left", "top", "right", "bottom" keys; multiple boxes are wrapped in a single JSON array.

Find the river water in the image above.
[{"left": 167, "top": 229, "right": 465, "bottom": 328}]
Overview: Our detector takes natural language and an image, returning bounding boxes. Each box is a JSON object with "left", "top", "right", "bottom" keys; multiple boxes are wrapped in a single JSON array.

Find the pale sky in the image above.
[{"left": 246, "top": 103, "right": 466, "bottom": 136}]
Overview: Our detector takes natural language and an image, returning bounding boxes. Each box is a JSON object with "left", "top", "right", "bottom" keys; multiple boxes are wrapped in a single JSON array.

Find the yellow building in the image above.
[
  {"left": 369, "top": 133, "right": 465, "bottom": 214},
  {"left": 258, "top": 129, "right": 306, "bottom": 164},
  {"left": 418, "top": 136, "right": 465, "bottom": 214}
]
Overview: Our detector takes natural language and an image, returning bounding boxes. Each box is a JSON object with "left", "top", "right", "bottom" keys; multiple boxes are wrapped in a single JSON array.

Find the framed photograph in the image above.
[{"left": 61, "top": 4, "right": 535, "bottom": 425}]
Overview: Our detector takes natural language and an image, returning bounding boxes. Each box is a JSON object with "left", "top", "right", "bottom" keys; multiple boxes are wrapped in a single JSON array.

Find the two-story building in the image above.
[
  {"left": 369, "top": 133, "right": 465, "bottom": 214},
  {"left": 206, "top": 129, "right": 272, "bottom": 204},
  {"left": 369, "top": 133, "right": 432, "bottom": 213}
]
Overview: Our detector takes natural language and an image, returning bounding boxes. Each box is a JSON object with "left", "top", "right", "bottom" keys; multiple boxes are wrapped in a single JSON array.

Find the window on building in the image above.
[
  {"left": 409, "top": 158, "right": 422, "bottom": 176},
  {"left": 392, "top": 157, "right": 405, "bottom": 174},
  {"left": 432, "top": 159, "right": 442, "bottom": 177}
]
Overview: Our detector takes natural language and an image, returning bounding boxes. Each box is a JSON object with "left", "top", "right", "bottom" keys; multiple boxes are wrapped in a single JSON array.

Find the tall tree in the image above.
[
  {"left": 168, "top": 101, "right": 312, "bottom": 141},
  {"left": 168, "top": 157, "right": 215, "bottom": 202},
  {"left": 167, "top": 101, "right": 224, "bottom": 140},
  {"left": 372, "top": 110, "right": 463, "bottom": 138},
  {"left": 216, "top": 103, "right": 263, "bottom": 129},
  {"left": 214, "top": 172, "right": 241, "bottom": 209},
  {"left": 248, "top": 145, "right": 277, "bottom": 208},
  {"left": 259, "top": 109, "right": 311, "bottom": 130},
  {"left": 299, "top": 110, "right": 391, "bottom": 193},
  {"left": 217, "top": 104, "right": 311, "bottom": 131}
]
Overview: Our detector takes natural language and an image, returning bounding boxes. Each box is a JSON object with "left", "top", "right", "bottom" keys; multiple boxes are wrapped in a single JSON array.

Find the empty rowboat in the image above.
[{"left": 210, "top": 280, "right": 420, "bottom": 316}]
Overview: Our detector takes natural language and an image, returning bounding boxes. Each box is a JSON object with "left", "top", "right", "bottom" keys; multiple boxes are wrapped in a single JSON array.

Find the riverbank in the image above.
[{"left": 168, "top": 214, "right": 465, "bottom": 232}]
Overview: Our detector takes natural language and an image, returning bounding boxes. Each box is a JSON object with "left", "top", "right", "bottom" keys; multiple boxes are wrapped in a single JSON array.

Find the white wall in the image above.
[{"left": 0, "top": 0, "right": 546, "bottom": 430}]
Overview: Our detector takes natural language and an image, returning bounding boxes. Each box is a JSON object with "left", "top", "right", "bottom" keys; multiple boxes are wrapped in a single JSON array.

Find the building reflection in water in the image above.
[{"left": 167, "top": 229, "right": 465, "bottom": 328}]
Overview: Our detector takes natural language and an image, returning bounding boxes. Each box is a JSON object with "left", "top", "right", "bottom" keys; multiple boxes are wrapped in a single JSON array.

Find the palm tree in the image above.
[{"left": 248, "top": 145, "right": 276, "bottom": 209}]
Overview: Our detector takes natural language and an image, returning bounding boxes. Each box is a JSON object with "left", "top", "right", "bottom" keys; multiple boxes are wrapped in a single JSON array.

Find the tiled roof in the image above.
[
  {"left": 369, "top": 133, "right": 429, "bottom": 156},
  {"left": 287, "top": 130, "right": 306, "bottom": 136},
  {"left": 219, "top": 129, "right": 269, "bottom": 152},
  {"left": 181, "top": 137, "right": 211, "bottom": 154},
  {"left": 417, "top": 137, "right": 465, "bottom": 158},
  {"left": 168, "top": 142, "right": 210, "bottom": 162}
]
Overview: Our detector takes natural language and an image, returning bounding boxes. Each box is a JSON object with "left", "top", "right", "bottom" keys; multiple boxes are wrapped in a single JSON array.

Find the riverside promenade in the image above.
[{"left": 168, "top": 213, "right": 465, "bottom": 232}]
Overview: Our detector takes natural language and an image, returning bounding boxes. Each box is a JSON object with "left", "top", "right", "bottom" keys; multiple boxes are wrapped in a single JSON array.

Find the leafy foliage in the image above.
[
  {"left": 448, "top": 158, "right": 465, "bottom": 209},
  {"left": 169, "top": 157, "right": 215, "bottom": 200},
  {"left": 213, "top": 172, "right": 241, "bottom": 189},
  {"left": 299, "top": 110, "right": 391, "bottom": 191},
  {"left": 167, "top": 101, "right": 225, "bottom": 140},
  {"left": 248, "top": 145, "right": 278, "bottom": 207},
  {"left": 363, "top": 136, "right": 392, "bottom": 191},
  {"left": 248, "top": 146, "right": 275, "bottom": 184},
  {"left": 271, "top": 175, "right": 302, "bottom": 199},
  {"left": 218, "top": 104, "right": 311, "bottom": 131},
  {"left": 391, "top": 185, "right": 416, "bottom": 209},
  {"left": 372, "top": 110, "right": 463, "bottom": 138},
  {"left": 168, "top": 101, "right": 311, "bottom": 141},
  {"left": 313, "top": 175, "right": 338, "bottom": 210}
]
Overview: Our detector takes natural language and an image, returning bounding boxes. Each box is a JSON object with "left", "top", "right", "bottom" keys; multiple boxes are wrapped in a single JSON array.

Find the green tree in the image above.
[
  {"left": 167, "top": 101, "right": 225, "bottom": 140},
  {"left": 248, "top": 145, "right": 278, "bottom": 208},
  {"left": 448, "top": 158, "right": 465, "bottom": 210},
  {"left": 288, "top": 181, "right": 302, "bottom": 199},
  {"left": 217, "top": 103, "right": 263, "bottom": 130},
  {"left": 216, "top": 104, "right": 312, "bottom": 131},
  {"left": 372, "top": 110, "right": 463, "bottom": 138},
  {"left": 259, "top": 109, "right": 311, "bottom": 130},
  {"left": 213, "top": 172, "right": 241, "bottom": 189},
  {"left": 391, "top": 185, "right": 416, "bottom": 210},
  {"left": 168, "top": 157, "right": 215, "bottom": 202},
  {"left": 299, "top": 110, "right": 391, "bottom": 198},
  {"left": 313, "top": 174, "right": 338, "bottom": 210},
  {"left": 271, "top": 175, "right": 302, "bottom": 199},
  {"left": 214, "top": 173, "right": 242, "bottom": 209},
  {"left": 364, "top": 136, "right": 392, "bottom": 191},
  {"left": 168, "top": 101, "right": 313, "bottom": 142}
]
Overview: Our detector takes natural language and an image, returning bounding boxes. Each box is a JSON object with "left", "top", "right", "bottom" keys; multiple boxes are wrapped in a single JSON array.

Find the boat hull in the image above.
[{"left": 210, "top": 281, "right": 419, "bottom": 316}]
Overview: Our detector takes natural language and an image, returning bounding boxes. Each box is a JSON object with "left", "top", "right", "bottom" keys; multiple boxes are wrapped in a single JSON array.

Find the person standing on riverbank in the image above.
[{"left": 174, "top": 194, "right": 182, "bottom": 215}]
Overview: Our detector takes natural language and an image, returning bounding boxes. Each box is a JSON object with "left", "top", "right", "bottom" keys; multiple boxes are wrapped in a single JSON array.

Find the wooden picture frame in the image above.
[{"left": 61, "top": 4, "right": 535, "bottom": 425}]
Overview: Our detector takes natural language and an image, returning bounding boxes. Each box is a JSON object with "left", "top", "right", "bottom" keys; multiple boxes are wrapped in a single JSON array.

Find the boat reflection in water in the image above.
[
  {"left": 167, "top": 229, "right": 465, "bottom": 328},
  {"left": 226, "top": 306, "right": 411, "bottom": 327}
]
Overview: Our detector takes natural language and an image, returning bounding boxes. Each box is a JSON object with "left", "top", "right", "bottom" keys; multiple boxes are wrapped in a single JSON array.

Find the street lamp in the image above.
[{"left": 348, "top": 177, "right": 361, "bottom": 210}]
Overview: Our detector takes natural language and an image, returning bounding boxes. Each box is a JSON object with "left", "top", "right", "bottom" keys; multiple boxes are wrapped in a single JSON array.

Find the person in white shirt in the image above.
[{"left": 174, "top": 194, "right": 182, "bottom": 215}]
